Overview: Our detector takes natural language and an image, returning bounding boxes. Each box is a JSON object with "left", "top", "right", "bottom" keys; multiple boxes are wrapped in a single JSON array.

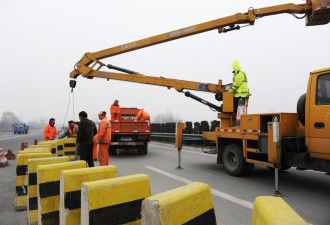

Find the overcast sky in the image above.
[{"left": 1, "top": 0, "right": 329, "bottom": 126}]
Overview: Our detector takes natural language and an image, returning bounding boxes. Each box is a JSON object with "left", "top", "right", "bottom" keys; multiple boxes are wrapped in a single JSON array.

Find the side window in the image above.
[{"left": 316, "top": 73, "right": 330, "bottom": 105}]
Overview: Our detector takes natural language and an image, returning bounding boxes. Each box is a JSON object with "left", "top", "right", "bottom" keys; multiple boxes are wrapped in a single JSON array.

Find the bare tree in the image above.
[
  {"left": 0, "top": 111, "right": 20, "bottom": 129},
  {"left": 153, "top": 110, "right": 182, "bottom": 123}
]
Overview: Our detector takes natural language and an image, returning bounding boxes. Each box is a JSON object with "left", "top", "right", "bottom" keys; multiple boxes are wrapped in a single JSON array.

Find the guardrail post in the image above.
[{"left": 175, "top": 122, "right": 185, "bottom": 170}]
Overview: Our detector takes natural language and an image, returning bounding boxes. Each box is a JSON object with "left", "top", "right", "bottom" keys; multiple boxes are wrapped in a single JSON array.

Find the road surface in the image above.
[{"left": 0, "top": 130, "right": 329, "bottom": 225}]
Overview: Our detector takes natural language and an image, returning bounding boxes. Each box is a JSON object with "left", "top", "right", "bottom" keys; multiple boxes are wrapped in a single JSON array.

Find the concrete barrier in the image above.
[
  {"left": 63, "top": 138, "right": 76, "bottom": 160},
  {"left": 141, "top": 182, "right": 216, "bottom": 225},
  {"left": 30, "top": 145, "right": 53, "bottom": 156},
  {"left": 15, "top": 153, "right": 52, "bottom": 211},
  {"left": 81, "top": 174, "right": 150, "bottom": 225},
  {"left": 39, "top": 140, "right": 64, "bottom": 156},
  {"left": 19, "top": 149, "right": 50, "bottom": 154},
  {"left": 252, "top": 196, "right": 308, "bottom": 225},
  {"left": 60, "top": 165, "right": 118, "bottom": 225},
  {"left": 28, "top": 156, "right": 70, "bottom": 225},
  {"left": 36, "top": 142, "right": 57, "bottom": 157},
  {"left": 55, "top": 140, "right": 64, "bottom": 156},
  {"left": 37, "top": 161, "right": 86, "bottom": 225}
]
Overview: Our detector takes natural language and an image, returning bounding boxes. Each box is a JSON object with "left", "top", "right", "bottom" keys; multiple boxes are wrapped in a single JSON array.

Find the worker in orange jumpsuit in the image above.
[
  {"left": 94, "top": 111, "right": 111, "bottom": 166},
  {"left": 93, "top": 142, "right": 97, "bottom": 160},
  {"left": 110, "top": 100, "right": 121, "bottom": 121},
  {"left": 136, "top": 109, "right": 150, "bottom": 122},
  {"left": 44, "top": 118, "right": 57, "bottom": 141}
]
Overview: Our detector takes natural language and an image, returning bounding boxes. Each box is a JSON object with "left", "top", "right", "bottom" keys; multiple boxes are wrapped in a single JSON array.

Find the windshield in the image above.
[{"left": 316, "top": 73, "right": 330, "bottom": 105}]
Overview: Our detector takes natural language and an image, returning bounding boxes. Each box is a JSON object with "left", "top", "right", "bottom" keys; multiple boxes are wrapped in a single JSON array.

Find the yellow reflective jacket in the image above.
[{"left": 229, "top": 60, "right": 249, "bottom": 98}]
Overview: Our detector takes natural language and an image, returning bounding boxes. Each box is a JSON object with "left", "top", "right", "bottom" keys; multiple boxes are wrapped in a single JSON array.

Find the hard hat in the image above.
[
  {"left": 114, "top": 100, "right": 119, "bottom": 103},
  {"left": 97, "top": 111, "right": 106, "bottom": 115}
]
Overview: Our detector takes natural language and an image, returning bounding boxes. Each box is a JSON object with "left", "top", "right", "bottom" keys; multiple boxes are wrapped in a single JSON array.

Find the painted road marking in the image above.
[{"left": 145, "top": 166, "right": 253, "bottom": 209}]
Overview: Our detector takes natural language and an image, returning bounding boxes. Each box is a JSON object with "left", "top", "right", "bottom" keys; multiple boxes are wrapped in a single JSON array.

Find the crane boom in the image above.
[{"left": 70, "top": 0, "right": 330, "bottom": 79}]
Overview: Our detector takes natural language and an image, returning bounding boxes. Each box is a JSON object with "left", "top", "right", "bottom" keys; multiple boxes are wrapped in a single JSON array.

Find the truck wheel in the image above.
[
  {"left": 222, "top": 144, "right": 246, "bottom": 176},
  {"left": 297, "top": 93, "right": 306, "bottom": 126},
  {"left": 138, "top": 147, "right": 143, "bottom": 155},
  {"left": 142, "top": 142, "right": 148, "bottom": 155}
]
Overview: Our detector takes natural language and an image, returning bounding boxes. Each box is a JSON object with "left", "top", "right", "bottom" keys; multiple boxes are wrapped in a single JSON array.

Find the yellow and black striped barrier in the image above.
[
  {"left": 81, "top": 174, "right": 150, "bottom": 225},
  {"left": 252, "top": 196, "right": 308, "bottom": 225},
  {"left": 60, "top": 165, "right": 118, "bottom": 225},
  {"left": 141, "top": 182, "right": 216, "bottom": 225},
  {"left": 55, "top": 140, "right": 64, "bottom": 156},
  {"left": 63, "top": 138, "right": 76, "bottom": 160},
  {"left": 19, "top": 149, "right": 50, "bottom": 154},
  {"left": 28, "top": 156, "right": 69, "bottom": 225},
  {"left": 30, "top": 145, "right": 53, "bottom": 157},
  {"left": 37, "top": 161, "right": 86, "bottom": 225},
  {"left": 37, "top": 141, "right": 57, "bottom": 157},
  {"left": 15, "top": 152, "right": 51, "bottom": 211}
]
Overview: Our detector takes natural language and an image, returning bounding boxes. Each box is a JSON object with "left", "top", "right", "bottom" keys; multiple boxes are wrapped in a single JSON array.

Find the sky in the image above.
[{"left": 1, "top": 0, "right": 329, "bottom": 126}]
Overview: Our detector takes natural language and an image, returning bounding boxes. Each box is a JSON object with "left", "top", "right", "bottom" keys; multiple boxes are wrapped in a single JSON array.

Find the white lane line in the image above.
[
  {"left": 149, "top": 143, "right": 216, "bottom": 157},
  {"left": 145, "top": 165, "right": 253, "bottom": 209},
  {"left": 0, "top": 132, "right": 41, "bottom": 141}
]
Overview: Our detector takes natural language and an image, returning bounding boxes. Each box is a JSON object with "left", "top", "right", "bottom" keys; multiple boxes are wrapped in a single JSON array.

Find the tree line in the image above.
[{"left": 0, "top": 111, "right": 46, "bottom": 129}]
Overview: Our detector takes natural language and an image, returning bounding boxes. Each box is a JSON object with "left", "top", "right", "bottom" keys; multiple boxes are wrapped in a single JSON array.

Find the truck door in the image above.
[{"left": 308, "top": 72, "right": 330, "bottom": 159}]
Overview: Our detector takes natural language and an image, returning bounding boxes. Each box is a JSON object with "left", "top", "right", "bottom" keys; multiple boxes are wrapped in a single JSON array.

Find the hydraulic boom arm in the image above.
[{"left": 70, "top": 0, "right": 329, "bottom": 79}]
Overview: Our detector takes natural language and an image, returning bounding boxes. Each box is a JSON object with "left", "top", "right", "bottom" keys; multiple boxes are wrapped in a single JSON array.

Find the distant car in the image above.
[{"left": 13, "top": 123, "right": 29, "bottom": 134}]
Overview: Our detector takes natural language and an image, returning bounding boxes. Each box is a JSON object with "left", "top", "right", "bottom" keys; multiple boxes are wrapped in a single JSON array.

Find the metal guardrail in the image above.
[
  {"left": 151, "top": 132, "right": 203, "bottom": 140},
  {"left": 0, "top": 129, "right": 12, "bottom": 133},
  {"left": 151, "top": 132, "right": 216, "bottom": 153}
]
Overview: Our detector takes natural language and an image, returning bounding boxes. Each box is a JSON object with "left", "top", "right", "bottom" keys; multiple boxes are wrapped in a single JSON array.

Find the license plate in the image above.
[{"left": 121, "top": 137, "right": 132, "bottom": 142}]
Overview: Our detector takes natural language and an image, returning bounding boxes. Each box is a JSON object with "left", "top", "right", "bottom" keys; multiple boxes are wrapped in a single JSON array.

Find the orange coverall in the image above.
[
  {"left": 44, "top": 124, "right": 57, "bottom": 141},
  {"left": 110, "top": 104, "right": 121, "bottom": 121},
  {"left": 136, "top": 109, "right": 150, "bottom": 122},
  {"left": 93, "top": 143, "right": 97, "bottom": 160},
  {"left": 94, "top": 117, "right": 111, "bottom": 166}
]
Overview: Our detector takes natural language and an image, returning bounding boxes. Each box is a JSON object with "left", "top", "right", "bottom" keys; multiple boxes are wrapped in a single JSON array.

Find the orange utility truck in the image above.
[
  {"left": 206, "top": 68, "right": 330, "bottom": 176},
  {"left": 70, "top": 0, "right": 330, "bottom": 178},
  {"left": 109, "top": 108, "right": 151, "bottom": 155}
]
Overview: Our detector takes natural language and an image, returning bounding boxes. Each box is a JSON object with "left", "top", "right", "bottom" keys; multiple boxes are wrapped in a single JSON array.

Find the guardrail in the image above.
[
  {"left": 0, "top": 129, "right": 12, "bottom": 133},
  {"left": 151, "top": 132, "right": 216, "bottom": 153}
]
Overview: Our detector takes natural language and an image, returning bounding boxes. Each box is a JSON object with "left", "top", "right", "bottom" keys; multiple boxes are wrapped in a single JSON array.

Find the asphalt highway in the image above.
[{"left": 0, "top": 130, "right": 329, "bottom": 225}]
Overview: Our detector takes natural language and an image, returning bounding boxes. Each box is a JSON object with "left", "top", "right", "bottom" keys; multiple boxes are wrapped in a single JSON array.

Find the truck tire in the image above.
[
  {"left": 138, "top": 147, "right": 143, "bottom": 155},
  {"left": 297, "top": 93, "right": 306, "bottom": 126},
  {"left": 222, "top": 144, "right": 247, "bottom": 176},
  {"left": 142, "top": 142, "right": 148, "bottom": 155}
]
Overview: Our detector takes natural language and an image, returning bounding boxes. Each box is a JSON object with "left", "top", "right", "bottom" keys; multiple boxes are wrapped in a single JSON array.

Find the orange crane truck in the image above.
[
  {"left": 109, "top": 108, "right": 151, "bottom": 155},
  {"left": 70, "top": 0, "right": 330, "bottom": 182}
]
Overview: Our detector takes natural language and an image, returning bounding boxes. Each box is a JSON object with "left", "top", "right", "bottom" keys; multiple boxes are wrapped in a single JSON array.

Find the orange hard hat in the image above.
[{"left": 97, "top": 111, "right": 106, "bottom": 115}]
